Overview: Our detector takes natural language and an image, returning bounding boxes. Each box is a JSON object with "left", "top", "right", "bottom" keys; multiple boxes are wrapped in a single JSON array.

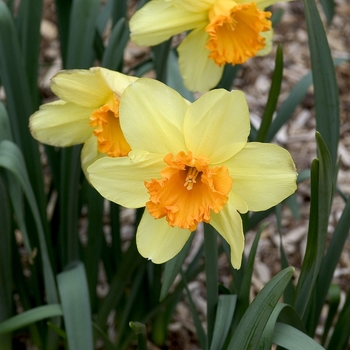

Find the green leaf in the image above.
[
  {"left": 167, "top": 50, "right": 194, "bottom": 102},
  {"left": 303, "top": 0, "right": 340, "bottom": 167},
  {"left": 0, "top": 305, "right": 63, "bottom": 335},
  {"left": 0, "top": 141, "right": 58, "bottom": 305},
  {"left": 273, "top": 323, "right": 325, "bottom": 349},
  {"left": 0, "top": 175, "right": 12, "bottom": 348},
  {"left": 319, "top": 0, "right": 335, "bottom": 25},
  {"left": 66, "top": 0, "right": 100, "bottom": 68},
  {"left": 181, "top": 272, "right": 207, "bottom": 350},
  {"left": 102, "top": 17, "right": 129, "bottom": 71},
  {"left": 16, "top": 0, "right": 42, "bottom": 106},
  {"left": 57, "top": 261, "right": 94, "bottom": 350},
  {"left": 313, "top": 188, "right": 350, "bottom": 331},
  {"left": 293, "top": 133, "right": 333, "bottom": 319},
  {"left": 160, "top": 233, "right": 194, "bottom": 301},
  {"left": 210, "top": 295, "right": 237, "bottom": 350},
  {"left": 326, "top": 288, "right": 350, "bottom": 350},
  {"left": 0, "top": 2, "right": 47, "bottom": 215},
  {"left": 321, "top": 284, "right": 340, "bottom": 346},
  {"left": 204, "top": 224, "right": 219, "bottom": 347},
  {"left": 256, "top": 44, "right": 283, "bottom": 142},
  {"left": 0, "top": 102, "right": 13, "bottom": 141},
  {"left": 227, "top": 267, "right": 294, "bottom": 349},
  {"left": 260, "top": 303, "right": 305, "bottom": 349}
]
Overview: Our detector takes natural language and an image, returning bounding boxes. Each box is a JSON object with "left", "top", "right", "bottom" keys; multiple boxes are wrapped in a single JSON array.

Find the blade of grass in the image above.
[
  {"left": 303, "top": 0, "right": 340, "bottom": 167},
  {"left": 57, "top": 261, "right": 94, "bottom": 350}
]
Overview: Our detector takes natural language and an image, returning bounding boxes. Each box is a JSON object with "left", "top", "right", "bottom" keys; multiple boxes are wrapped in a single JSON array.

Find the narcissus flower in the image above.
[
  {"left": 130, "top": 0, "right": 280, "bottom": 92},
  {"left": 88, "top": 79, "right": 297, "bottom": 268},
  {"left": 29, "top": 67, "right": 137, "bottom": 175}
]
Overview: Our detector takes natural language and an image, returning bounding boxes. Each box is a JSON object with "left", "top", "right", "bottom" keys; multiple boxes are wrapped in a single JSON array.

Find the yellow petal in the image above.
[
  {"left": 130, "top": 0, "right": 207, "bottom": 46},
  {"left": 88, "top": 150, "right": 165, "bottom": 208},
  {"left": 81, "top": 134, "right": 100, "bottom": 179},
  {"left": 99, "top": 68, "right": 138, "bottom": 97},
  {"left": 29, "top": 100, "right": 94, "bottom": 146},
  {"left": 226, "top": 143, "right": 297, "bottom": 211},
  {"left": 184, "top": 89, "right": 249, "bottom": 163},
  {"left": 51, "top": 68, "right": 111, "bottom": 107},
  {"left": 178, "top": 27, "right": 224, "bottom": 92},
  {"left": 119, "top": 78, "right": 188, "bottom": 155},
  {"left": 171, "top": 0, "right": 215, "bottom": 12},
  {"left": 210, "top": 202, "right": 244, "bottom": 269},
  {"left": 136, "top": 210, "right": 191, "bottom": 263},
  {"left": 256, "top": 28, "right": 273, "bottom": 57}
]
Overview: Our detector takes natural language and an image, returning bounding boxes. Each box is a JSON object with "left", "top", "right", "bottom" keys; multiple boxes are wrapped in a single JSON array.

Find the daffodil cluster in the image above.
[
  {"left": 87, "top": 78, "right": 297, "bottom": 268},
  {"left": 30, "top": 68, "right": 296, "bottom": 269},
  {"left": 130, "top": 0, "right": 283, "bottom": 92}
]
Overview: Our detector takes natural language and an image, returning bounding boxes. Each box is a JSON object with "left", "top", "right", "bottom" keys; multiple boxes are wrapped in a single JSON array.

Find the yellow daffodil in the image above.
[
  {"left": 29, "top": 67, "right": 137, "bottom": 176},
  {"left": 130, "top": 0, "right": 280, "bottom": 92},
  {"left": 88, "top": 78, "right": 297, "bottom": 268}
]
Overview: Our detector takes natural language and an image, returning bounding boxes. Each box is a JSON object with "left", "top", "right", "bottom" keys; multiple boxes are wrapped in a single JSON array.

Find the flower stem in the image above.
[{"left": 204, "top": 223, "right": 219, "bottom": 349}]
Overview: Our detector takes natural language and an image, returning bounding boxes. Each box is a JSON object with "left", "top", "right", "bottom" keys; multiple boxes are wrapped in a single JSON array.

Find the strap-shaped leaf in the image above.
[
  {"left": 57, "top": 261, "right": 94, "bottom": 350},
  {"left": 303, "top": 0, "right": 340, "bottom": 167},
  {"left": 273, "top": 323, "right": 325, "bottom": 349},
  {"left": 227, "top": 267, "right": 294, "bottom": 349},
  {"left": 0, "top": 305, "right": 63, "bottom": 335}
]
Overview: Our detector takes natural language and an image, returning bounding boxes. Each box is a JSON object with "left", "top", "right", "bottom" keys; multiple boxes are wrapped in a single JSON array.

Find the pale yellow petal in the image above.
[
  {"left": 226, "top": 143, "right": 297, "bottom": 211},
  {"left": 171, "top": 0, "right": 215, "bottom": 12},
  {"left": 119, "top": 78, "right": 188, "bottom": 155},
  {"left": 51, "top": 68, "right": 111, "bottom": 107},
  {"left": 88, "top": 150, "right": 165, "bottom": 208},
  {"left": 178, "top": 27, "right": 223, "bottom": 92},
  {"left": 184, "top": 89, "right": 249, "bottom": 163},
  {"left": 136, "top": 210, "right": 191, "bottom": 263},
  {"left": 256, "top": 28, "right": 273, "bottom": 57},
  {"left": 29, "top": 100, "right": 94, "bottom": 146},
  {"left": 81, "top": 135, "right": 100, "bottom": 179},
  {"left": 130, "top": 0, "right": 207, "bottom": 46},
  {"left": 211, "top": 202, "right": 244, "bottom": 269},
  {"left": 99, "top": 68, "right": 138, "bottom": 97}
]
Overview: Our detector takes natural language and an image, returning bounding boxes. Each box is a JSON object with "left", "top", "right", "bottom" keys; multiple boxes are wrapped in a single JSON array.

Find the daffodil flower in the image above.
[
  {"left": 88, "top": 79, "right": 297, "bottom": 268},
  {"left": 29, "top": 67, "right": 137, "bottom": 175},
  {"left": 130, "top": 0, "right": 280, "bottom": 92}
]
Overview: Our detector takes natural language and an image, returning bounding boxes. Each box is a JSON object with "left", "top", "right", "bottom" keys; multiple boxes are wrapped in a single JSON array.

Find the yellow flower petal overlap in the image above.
[
  {"left": 130, "top": 0, "right": 285, "bottom": 92},
  {"left": 88, "top": 79, "right": 297, "bottom": 268},
  {"left": 29, "top": 67, "right": 137, "bottom": 176}
]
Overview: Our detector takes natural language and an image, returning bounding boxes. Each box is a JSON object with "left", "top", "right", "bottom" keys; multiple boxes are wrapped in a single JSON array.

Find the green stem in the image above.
[{"left": 204, "top": 223, "right": 218, "bottom": 349}]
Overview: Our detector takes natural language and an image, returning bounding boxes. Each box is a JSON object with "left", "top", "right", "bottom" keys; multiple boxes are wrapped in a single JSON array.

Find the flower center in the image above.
[
  {"left": 205, "top": 0, "right": 271, "bottom": 65},
  {"left": 89, "top": 97, "right": 131, "bottom": 157},
  {"left": 145, "top": 151, "right": 232, "bottom": 231}
]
